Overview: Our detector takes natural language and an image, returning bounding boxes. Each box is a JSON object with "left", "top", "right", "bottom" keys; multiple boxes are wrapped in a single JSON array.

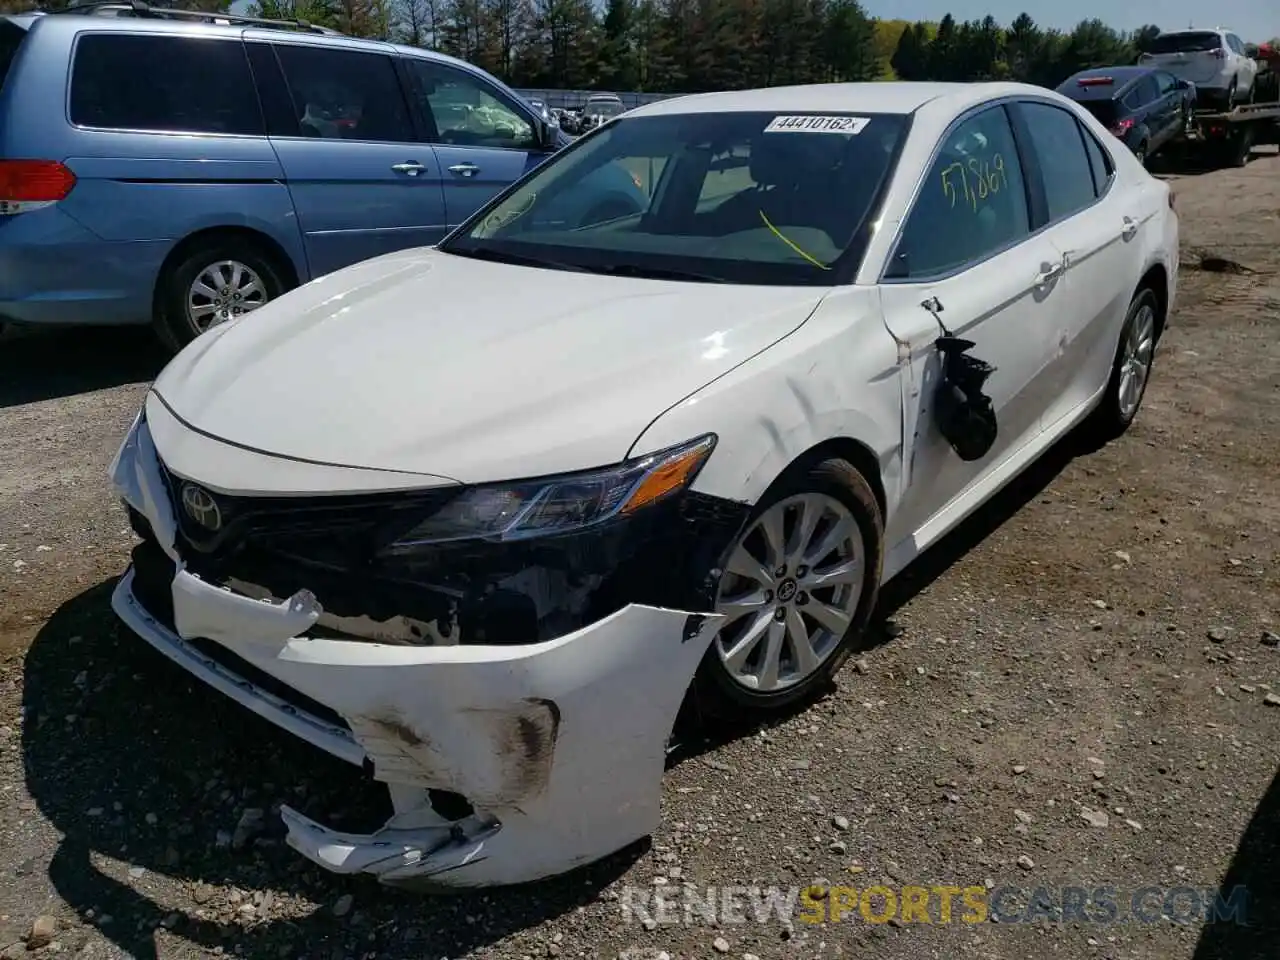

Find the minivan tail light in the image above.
[
  {"left": 0, "top": 160, "right": 78, "bottom": 209},
  {"left": 1112, "top": 118, "right": 1135, "bottom": 136},
  {"left": 1211, "top": 47, "right": 1226, "bottom": 59}
]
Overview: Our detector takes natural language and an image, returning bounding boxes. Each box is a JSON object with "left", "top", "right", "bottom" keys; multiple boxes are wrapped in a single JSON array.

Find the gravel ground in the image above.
[{"left": 0, "top": 151, "right": 1277, "bottom": 960}]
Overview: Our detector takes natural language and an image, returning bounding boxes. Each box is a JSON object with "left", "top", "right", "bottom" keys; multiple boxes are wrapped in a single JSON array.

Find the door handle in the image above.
[
  {"left": 448, "top": 163, "right": 480, "bottom": 177},
  {"left": 1121, "top": 216, "right": 1138, "bottom": 241},
  {"left": 1034, "top": 260, "right": 1065, "bottom": 286},
  {"left": 391, "top": 161, "right": 425, "bottom": 176}
]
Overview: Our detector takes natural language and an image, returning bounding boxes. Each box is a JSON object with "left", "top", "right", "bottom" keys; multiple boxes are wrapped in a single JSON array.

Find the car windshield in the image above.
[
  {"left": 1148, "top": 32, "right": 1222, "bottom": 54},
  {"left": 439, "top": 110, "right": 909, "bottom": 286}
]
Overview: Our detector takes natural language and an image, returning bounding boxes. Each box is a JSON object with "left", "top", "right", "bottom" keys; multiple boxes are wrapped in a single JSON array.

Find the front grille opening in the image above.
[{"left": 428, "top": 789, "right": 474, "bottom": 821}]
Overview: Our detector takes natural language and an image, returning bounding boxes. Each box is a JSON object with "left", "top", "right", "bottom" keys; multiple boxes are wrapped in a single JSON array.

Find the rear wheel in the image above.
[
  {"left": 1083, "top": 287, "right": 1159, "bottom": 442},
  {"left": 1134, "top": 140, "right": 1149, "bottom": 167},
  {"left": 155, "top": 238, "right": 289, "bottom": 351},
  {"left": 695, "top": 459, "right": 884, "bottom": 719},
  {"left": 1225, "top": 78, "right": 1238, "bottom": 109}
]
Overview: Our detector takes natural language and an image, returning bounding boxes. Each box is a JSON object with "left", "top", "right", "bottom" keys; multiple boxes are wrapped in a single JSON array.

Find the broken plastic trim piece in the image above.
[
  {"left": 279, "top": 805, "right": 501, "bottom": 883},
  {"left": 932, "top": 335, "right": 998, "bottom": 462}
]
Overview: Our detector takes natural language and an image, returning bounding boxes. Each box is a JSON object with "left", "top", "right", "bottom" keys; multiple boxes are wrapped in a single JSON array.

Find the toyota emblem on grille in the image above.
[{"left": 181, "top": 483, "right": 222, "bottom": 532}]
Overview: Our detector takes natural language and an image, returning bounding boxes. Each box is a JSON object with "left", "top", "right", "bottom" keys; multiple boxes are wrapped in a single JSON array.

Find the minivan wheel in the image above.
[
  {"left": 694, "top": 458, "right": 884, "bottom": 720},
  {"left": 1134, "top": 141, "right": 1149, "bottom": 167},
  {"left": 156, "top": 240, "right": 288, "bottom": 350},
  {"left": 1225, "top": 79, "right": 1238, "bottom": 109},
  {"left": 1084, "top": 287, "right": 1159, "bottom": 442}
]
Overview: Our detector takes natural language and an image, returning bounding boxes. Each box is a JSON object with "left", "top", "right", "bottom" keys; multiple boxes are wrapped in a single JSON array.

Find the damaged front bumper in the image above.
[{"left": 109, "top": 413, "right": 725, "bottom": 887}]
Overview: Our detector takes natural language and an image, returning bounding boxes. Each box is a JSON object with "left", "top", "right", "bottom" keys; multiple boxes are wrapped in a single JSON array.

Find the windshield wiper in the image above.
[
  {"left": 585, "top": 263, "right": 727, "bottom": 283},
  {"left": 443, "top": 246, "right": 591, "bottom": 273}
]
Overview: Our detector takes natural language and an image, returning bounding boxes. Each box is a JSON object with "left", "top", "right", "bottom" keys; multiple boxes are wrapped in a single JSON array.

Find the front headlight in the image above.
[{"left": 382, "top": 434, "right": 716, "bottom": 552}]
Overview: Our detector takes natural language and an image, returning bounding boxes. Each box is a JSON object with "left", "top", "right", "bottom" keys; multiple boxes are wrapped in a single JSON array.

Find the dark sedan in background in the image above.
[{"left": 1057, "top": 65, "right": 1197, "bottom": 165}]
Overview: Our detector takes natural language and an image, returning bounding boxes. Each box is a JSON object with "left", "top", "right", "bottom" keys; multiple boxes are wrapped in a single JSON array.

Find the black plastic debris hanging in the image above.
[{"left": 921, "top": 297, "right": 998, "bottom": 462}]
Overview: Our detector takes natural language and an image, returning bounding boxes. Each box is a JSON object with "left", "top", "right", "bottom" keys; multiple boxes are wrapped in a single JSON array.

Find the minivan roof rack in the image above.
[{"left": 48, "top": 1, "right": 344, "bottom": 36}]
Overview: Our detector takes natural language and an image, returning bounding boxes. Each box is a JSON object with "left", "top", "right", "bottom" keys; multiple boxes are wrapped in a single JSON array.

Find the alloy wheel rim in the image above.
[
  {"left": 187, "top": 260, "right": 269, "bottom": 333},
  {"left": 713, "top": 492, "right": 866, "bottom": 693},
  {"left": 1117, "top": 303, "right": 1156, "bottom": 420}
]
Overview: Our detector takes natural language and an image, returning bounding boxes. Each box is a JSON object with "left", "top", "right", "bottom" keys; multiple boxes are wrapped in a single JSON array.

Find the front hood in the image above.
[{"left": 155, "top": 247, "right": 828, "bottom": 483}]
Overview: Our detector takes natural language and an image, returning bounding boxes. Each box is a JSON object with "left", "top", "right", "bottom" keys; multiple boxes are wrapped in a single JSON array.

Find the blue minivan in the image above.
[{"left": 0, "top": 4, "right": 647, "bottom": 348}]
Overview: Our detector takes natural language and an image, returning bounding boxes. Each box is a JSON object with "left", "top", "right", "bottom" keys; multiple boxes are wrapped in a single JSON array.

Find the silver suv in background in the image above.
[
  {"left": 579, "top": 93, "right": 625, "bottom": 132},
  {"left": 1140, "top": 29, "right": 1258, "bottom": 108}
]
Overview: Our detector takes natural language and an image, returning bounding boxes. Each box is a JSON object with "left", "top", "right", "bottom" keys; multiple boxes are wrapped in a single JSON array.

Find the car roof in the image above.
[
  {"left": 23, "top": 11, "right": 487, "bottom": 70},
  {"left": 626, "top": 81, "right": 1047, "bottom": 119}
]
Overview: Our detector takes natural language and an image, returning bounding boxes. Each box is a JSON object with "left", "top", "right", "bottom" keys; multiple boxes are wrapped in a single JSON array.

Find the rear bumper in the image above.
[
  {"left": 109, "top": 411, "right": 725, "bottom": 888},
  {"left": 0, "top": 209, "right": 164, "bottom": 326}
]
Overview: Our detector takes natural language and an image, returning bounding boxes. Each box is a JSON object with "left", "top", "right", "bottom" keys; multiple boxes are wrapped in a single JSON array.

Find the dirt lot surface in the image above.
[{"left": 0, "top": 151, "right": 1277, "bottom": 960}]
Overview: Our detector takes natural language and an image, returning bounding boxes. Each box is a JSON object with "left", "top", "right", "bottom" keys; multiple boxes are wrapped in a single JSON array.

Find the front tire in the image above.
[
  {"left": 155, "top": 239, "right": 289, "bottom": 351},
  {"left": 694, "top": 458, "right": 884, "bottom": 719},
  {"left": 1084, "top": 287, "right": 1159, "bottom": 442}
]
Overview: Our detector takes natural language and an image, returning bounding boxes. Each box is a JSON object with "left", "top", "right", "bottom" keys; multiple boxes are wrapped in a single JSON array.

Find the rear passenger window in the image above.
[
  {"left": 1080, "top": 124, "right": 1114, "bottom": 197},
  {"left": 1017, "top": 102, "right": 1097, "bottom": 221},
  {"left": 273, "top": 45, "right": 413, "bottom": 143},
  {"left": 887, "top": 106, "right": 1030, "bottom": 279},
  {"left": 70, "top": 35, "right": 262, "bottom": 135}
]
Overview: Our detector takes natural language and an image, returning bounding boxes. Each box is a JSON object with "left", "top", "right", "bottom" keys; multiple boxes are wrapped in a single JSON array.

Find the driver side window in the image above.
[
  {"left": 887, "top": 106, "right": 1030, "bottom": 280},
  {"left": 405, "top": 60, "right": 535, "bottom": 150}
]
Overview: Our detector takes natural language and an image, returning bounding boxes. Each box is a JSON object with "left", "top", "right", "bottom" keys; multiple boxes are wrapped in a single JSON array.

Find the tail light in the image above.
[
  {"left": 1112, "top": 118, "right": 1135, "bottom": 136},
  {"left": 0, "top": 160, "right": 77, "bottom": 214},
  {"left": 1211, "top": 48, "right": 1226, "bottom": 59}
]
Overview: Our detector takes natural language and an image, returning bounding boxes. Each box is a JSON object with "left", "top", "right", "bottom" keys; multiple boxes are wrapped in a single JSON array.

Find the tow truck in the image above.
[{"left": 1176, "top": 43, "right": 1280, "bottom": 167}]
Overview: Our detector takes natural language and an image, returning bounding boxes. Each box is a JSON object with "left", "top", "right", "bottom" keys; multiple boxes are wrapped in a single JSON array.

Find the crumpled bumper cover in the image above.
[{"left": 109, "top": 411, "right": 724, "bottom": 887}]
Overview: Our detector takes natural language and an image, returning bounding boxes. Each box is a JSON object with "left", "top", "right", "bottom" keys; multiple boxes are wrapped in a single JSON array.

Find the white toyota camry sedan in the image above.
[{"left": 110, "top": 81, "right": 1178, "bottom": 889}]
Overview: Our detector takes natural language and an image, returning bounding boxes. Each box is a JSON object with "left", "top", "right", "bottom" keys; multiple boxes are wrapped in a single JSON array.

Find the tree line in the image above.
[
  {"left": 5, "top": 1, "right": 1279, "bottom": 95},
  {"left": 246, "top": 1, "right": 1279, "bottom": 93}
]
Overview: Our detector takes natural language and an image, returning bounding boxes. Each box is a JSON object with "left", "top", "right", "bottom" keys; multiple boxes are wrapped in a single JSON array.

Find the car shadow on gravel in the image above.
[
  {"left": 0, "top": 326, "right": 166, "bottom": 408},
  {"left": 21, "top": 582, "right": 641, "bottom": 960},
  {"left": 1192, "top": 765, "right": 1280, "bottom": 960}
]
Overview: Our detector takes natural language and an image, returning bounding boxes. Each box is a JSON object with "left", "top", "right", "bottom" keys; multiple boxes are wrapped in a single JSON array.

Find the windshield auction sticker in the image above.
[{"left": 764, "top": 115, "right": 870, "bottom": 134}]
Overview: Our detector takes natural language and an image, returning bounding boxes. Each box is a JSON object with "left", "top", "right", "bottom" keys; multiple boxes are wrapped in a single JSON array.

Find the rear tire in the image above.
[
  {"left": 1083, "top": 287, "right": 1159, "bottom": 443},
  {"left": 154, "top": 237, "right": 290, "bottom": 352},
  {"left": 693, "top": 458, "right": 884, "bottom": 721}
]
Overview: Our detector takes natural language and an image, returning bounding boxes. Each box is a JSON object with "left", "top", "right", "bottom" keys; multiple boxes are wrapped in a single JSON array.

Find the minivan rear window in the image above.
[
  {"left": 1148, "top": 32, "right": 1222, "bottom": 54},
  {"left": 0, "top": 20, "right": 29, "bottom": 94},
  {"left": 70, "top": 34, "right": 263, "bottom": 135}
]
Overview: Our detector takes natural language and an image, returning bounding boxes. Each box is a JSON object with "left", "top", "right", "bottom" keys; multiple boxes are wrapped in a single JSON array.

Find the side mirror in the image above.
[{"left": 537, "top": 119, "right": 559, "bottom": 151}]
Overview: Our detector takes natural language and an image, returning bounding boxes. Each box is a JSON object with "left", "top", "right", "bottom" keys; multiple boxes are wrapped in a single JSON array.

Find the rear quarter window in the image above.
[{"left": 70, "top": 33, "right": 263, "bottom": 135}]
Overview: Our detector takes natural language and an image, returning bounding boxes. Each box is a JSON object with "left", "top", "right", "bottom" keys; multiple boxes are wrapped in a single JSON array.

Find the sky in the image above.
[{"left": 861, "top": 0, "right": 1276, "bottom": 42}]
